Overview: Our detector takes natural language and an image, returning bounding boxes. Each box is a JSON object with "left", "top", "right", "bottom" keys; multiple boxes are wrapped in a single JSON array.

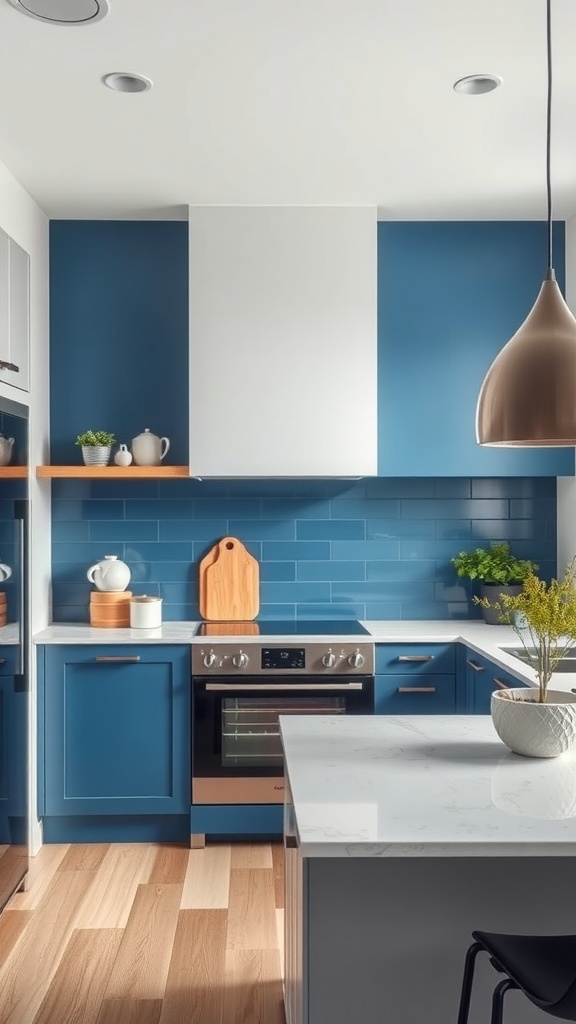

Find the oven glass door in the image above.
[
  {"left": 193, "top": 674, "right": 373, "bottom": 783},
  {"left": 220, "top": 694, "right": 346, "bottom": 769}
]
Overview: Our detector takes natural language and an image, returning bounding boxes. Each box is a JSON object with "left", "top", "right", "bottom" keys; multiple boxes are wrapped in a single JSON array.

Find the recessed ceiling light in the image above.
[
  {"left": 5, "top": 0, "right": 109, "bottom": 24},
  {"left": 102, "top": 72, "right": 153, "bottom": 94},
  {"left": 453, "top": 74, "right": 502, "bottom": 95}
]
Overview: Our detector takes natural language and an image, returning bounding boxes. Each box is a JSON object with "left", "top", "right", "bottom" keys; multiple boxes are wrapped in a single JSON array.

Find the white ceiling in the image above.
[{"left": 0, "top": 0, "right": 575, "bottom": 220}]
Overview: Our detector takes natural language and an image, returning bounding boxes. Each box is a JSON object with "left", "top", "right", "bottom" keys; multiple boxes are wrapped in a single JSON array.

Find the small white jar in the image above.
[
  {"left": 114, "top": 444, "right": 133, "bottom": 467},
  {"left": 130, "top": 595, "right": 163, "bottom": 628}
]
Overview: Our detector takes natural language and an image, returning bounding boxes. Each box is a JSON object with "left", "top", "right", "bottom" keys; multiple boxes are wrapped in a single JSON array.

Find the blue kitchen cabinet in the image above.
[
  {"left": 378, "top": 221, "right": 575, "bottom": 477},
  {"left": 461, "top": 646, "right": 526, "bottom": 714},
  {"left": 374, "top": 642, "right": 458, "bottom": 714},
  {"left": 41, "top": 645, "right": 190, "bottom": 816}
]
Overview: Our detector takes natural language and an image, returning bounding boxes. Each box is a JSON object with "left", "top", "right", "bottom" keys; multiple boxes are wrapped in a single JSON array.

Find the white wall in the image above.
[
  {"left": 557, "top": 214, "right": 576, "bottom": 577},
  {"left": 0, "top": 156, "right": 50, "bottom": 853}
]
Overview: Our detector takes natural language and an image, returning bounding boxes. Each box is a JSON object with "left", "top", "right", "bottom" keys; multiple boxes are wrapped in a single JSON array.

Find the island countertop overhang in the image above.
[{"left": 280, "top": 714, "right": 576, "bottom": 858}]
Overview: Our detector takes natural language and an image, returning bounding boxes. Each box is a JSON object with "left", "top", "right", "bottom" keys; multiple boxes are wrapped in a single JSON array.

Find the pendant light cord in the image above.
[{"left": 546, "top": 0, "right": 553, "bottom": 270}]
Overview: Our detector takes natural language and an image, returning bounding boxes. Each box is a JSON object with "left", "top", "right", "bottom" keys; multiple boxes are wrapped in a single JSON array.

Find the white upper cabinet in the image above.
[
  {"left": 0, "top": 227, "right": 30, "bottom": 394},
  {"left": 189, "top": 206, "right": 377, "bottom": 477}
]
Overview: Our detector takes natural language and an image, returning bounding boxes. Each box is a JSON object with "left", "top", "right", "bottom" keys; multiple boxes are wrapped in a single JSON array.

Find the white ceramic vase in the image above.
[
  {"left": 82, "top": 445, "right": 111, "bottom": 467},
  {"left": 491, "top": 687, "right": 576, "bottom": 758}
]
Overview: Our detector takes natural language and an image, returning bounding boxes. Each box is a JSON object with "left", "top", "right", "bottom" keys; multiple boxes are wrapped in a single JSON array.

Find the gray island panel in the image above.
[{"left": 281, "top": 716, "right": 576, "bottom": 1024}]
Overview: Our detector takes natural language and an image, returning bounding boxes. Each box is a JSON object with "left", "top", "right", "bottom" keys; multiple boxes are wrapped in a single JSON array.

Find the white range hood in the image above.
[{"left": 188, "top": 205, "right": 377, "bottom": 477}]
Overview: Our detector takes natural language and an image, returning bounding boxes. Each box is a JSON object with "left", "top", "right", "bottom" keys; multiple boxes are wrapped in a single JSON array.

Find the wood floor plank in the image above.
[
  {"left": 0, "top": 869, "right": 98, "bottom": 1024},
  {"left": 32, "top": 928, "right": 123, "bottom": 1024},
  {"left": 159, "top": 909, "right": 227, "bottom": 1024},
  {"left": 0, "top": 910, "right": 33, "bottom": 970},
  {"left": 96, "top": 997, "right": 163, "bottom": 1024},
  {"left": 276, "top": 908, "right": 284, "bottom": 972},
  {"left": 57, "top": 844, "right": 111, "bottom": 873},
  {"left": 9, "top": 844, "right": 70, "bottom": 910},
  {"left": 230, "top": 843, "right": 273, "bottom": 869},
  {"left": 149, "top": 845, "right": 190, "bottom": 885},
  {"left": 181, "top": 844, "right": 231, "bottom": 910},
  {"left": 226, "top": 869, "right": 278, "bottom": 951},
  {"left": 75, "top": 845, "right": 158, "bottom": 929},
  {"left": 103, "top": 883, "right": 183, "bottom": 1000},
  {"left": 222, "top": 949, "right": 285, "bottom": 1024},
  {"left": 271, "top": 843, "right": 284, "bottom": 909}
]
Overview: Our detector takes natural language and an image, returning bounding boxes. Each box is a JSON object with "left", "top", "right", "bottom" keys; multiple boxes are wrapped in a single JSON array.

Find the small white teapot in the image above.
[
  {"left": 0, "top": 434, "right": 14, "bottom": 467},
  {"left": 0, "top": 563, "right": 12, "bottom": 582},
  {"left": 87, "top": 555, "right": 131, "bottom": 592},
  {"left": 131, "top": 429, "right": 170, "bottom": 466}
]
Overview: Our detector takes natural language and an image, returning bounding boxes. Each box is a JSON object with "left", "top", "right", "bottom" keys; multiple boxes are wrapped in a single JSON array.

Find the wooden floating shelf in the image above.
[
  {"left": 0, "top": 467, "right": 27, "bottom": 478},
  {"left": 36, "top": 465, "right": 189, "bottom": 479}
]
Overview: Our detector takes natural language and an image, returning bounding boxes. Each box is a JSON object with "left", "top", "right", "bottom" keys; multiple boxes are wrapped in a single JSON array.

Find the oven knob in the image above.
[
  {"left": 203, "top": 650, "right": 217, "bottom": 668},
  {"left": 322, "top": 650, "right": 337, "bottom": 668},
  {"left": 348, "top": 649, "right": 365, "bottom": 669},
  {"left": 232, "top": 650, "right": 249, "bottom": 669}
]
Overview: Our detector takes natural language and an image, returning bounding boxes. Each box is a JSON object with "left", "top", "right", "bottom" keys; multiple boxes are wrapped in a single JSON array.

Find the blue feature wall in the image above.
[
  {"left": 49, "top": 220, "right": 560, "bottom": 623},
  {"left": 51, "top": 475, "right": 556, "bottom": 622}
]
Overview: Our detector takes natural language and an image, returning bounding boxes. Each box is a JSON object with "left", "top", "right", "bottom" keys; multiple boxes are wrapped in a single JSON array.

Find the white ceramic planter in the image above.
[
  {"left": 491, "top": 687, "right": 576, "bottom": 758},
  {"left": 82, "top": 445, "right": 111, "bottom": 467}
]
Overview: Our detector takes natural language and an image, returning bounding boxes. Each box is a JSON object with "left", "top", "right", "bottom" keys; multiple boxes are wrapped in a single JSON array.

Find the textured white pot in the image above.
[
  {"left": 82, "top": 445, "right": 111, "bottom": 466},
  {"left": 491, "top": 688, "right": 576, "bottom": 758}
]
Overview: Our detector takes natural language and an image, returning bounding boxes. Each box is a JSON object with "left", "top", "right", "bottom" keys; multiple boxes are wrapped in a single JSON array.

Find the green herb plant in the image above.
[
  {"left": 451, "top": 542, "right": 538, "bottom": 585},
  {"left": 75, "top": 430, "right": 116, "bottom": 447},
  {"left": 476, "top": 559, "right": 576, "bottom": 704}
]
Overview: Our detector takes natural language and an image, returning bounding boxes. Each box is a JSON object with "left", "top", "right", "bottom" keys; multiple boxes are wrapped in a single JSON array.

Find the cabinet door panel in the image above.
[
  {"left": 464, "top": 648, "right": 526, "bottom": 714},
  {"left": 43, "top": 645, "right": 190, "bottom": 815},
  {"left": 375, "top": 674, "right": 456, "bottom": 714}
]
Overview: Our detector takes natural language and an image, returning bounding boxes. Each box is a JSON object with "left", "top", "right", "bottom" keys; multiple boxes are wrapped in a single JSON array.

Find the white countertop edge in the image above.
[
  {"left": 30, "top": 618, "right": 576, "bottom": 691},
  {"left": 297, "top": 842, "right": 576, "bottom": 858}
]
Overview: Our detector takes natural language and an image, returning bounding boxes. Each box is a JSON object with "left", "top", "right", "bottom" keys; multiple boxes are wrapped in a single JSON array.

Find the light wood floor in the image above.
[{"left": 0, "top": 842, "right": 286, "bottom": 1024}]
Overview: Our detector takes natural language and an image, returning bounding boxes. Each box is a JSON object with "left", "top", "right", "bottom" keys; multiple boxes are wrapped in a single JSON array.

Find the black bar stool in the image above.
[{"left": 457, "top": 930, "right": 576, "bottom": 1023}]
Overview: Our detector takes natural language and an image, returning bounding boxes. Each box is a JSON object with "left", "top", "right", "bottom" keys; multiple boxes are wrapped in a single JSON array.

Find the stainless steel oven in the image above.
[{"left": 191, "top": 633, "right": 374, "bottom": 805}]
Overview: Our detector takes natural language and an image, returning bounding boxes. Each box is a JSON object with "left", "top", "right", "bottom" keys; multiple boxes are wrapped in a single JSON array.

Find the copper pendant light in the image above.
[{"left": 476, "top": 0, "right": 576, "bottom": 447}]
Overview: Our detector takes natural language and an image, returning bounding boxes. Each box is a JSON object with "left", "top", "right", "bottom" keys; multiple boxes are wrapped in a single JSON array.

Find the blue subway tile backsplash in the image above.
[{"left": 50, "top": 477, "right": 558, "bottom": 624}]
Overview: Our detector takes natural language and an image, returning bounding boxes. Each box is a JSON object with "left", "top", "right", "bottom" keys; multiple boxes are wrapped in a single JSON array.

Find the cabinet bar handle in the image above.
[
  {"left": 397, "top": 686, "right": 437, "bottom": 693},
  {"left": 466, "top": 659, "right": 485, "bottom": 673},
  {"left": 493, "top": 677, "right": 511, "bottom": 689},
  {"left": 397, "top": 655, "right": 435, "bottom": 662},
  {"left": 0, "top": 359, "right": 19, "bottom": 373},
  {"left": 95, "top": 656, "right": 141, "bottom": 663}
]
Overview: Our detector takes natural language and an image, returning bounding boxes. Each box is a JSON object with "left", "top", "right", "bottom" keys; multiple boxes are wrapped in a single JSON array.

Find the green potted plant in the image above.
[
  {"left": 451, "top": 542, "right": 538, "bottom": 624},
  {"left": 75, "top": 429, "right": 116, "bottom": 467},
  {"left": 479, "top": 560, "right": 576, "bottom": 757}
]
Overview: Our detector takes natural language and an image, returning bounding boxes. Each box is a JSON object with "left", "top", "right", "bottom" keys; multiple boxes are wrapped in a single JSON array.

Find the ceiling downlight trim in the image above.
[
  {"left": 5, "top": 0, "right": 109, "bottom": 24},
  {"left": 102, "top": 72, "right": 153, "bottom": 94}
]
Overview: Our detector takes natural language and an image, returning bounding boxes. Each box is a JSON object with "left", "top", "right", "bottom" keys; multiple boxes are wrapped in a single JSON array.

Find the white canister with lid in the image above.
[{"left": 130, "top": 595, "right": 163, "bottom": 628}]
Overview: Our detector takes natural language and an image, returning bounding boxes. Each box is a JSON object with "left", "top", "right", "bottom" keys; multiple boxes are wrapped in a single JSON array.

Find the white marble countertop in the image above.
[
  {"left": 280, "top": 714, "right": 576, "bottom": 858},
  {"left": 32, "top": 619, "right": 570, "bottom": 690}
]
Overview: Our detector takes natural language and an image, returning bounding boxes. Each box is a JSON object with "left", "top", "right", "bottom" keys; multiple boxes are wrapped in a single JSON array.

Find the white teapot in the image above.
[
  {"left": 0, "top": 563, "right": 12, "bottom": 582},
  {"left": 87, "top": 555, "right": 131, "bottom": 592},
  {"left": 0, "top": 434, "right": 14, "bottom": 467},
  {"left": 131, "top": 429, "right": 170, "bottom": 466}
]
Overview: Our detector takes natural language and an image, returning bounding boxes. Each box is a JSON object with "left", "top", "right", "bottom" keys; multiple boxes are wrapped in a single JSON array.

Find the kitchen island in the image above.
[{"left": 281, "top": 715, "right": 576, "bottom": 1024}]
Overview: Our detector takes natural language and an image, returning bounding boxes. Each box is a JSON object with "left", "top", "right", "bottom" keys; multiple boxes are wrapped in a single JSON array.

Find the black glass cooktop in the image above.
[{"left": 196, "top": 619, "right": 371, "bottom": 637}]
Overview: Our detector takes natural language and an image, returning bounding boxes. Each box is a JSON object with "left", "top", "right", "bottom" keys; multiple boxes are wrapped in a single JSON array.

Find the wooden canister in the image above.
[
  {"left": 0, "top": 592, "right": 6, "bottom": 628},
  {"left": 89, "top": 590, "right": 132, "bottom": 628}
]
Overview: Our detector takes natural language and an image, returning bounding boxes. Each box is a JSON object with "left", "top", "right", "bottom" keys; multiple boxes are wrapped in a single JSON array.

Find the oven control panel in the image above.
[
  {"left": 192, "top": 642, "right": 374, "bottom": 675},
  {"left": 262, "top": 648, "right": 305, "bottom": 670}
]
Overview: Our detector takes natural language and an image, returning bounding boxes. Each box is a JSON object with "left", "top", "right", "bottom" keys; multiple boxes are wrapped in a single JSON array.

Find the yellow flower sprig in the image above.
[{"left": 474, "top": 559, "right": 576, "bottom": 703}]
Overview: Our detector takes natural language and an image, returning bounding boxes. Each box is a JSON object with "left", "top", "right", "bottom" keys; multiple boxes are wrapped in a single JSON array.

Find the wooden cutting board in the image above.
[{"left": 199, "top": 536, "right": 260, "bottom": 621}]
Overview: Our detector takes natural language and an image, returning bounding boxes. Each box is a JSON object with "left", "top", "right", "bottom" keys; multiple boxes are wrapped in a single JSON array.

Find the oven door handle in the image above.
[{"left": 203, "top": 681, "right": 366, "bottom": 691}]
